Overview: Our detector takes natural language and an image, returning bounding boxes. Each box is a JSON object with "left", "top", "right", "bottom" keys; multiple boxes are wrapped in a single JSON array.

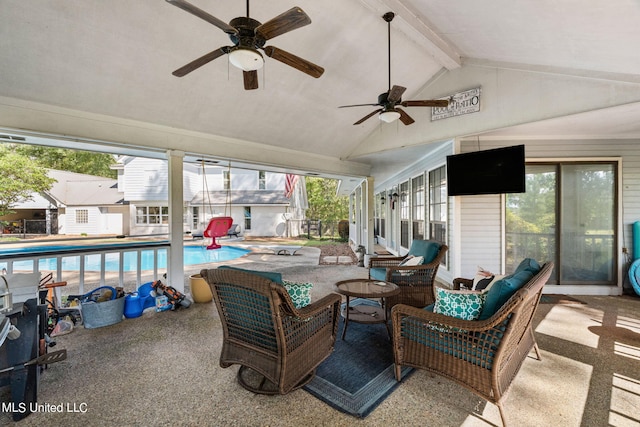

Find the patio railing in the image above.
[{"left": 0, "top": 241, "right": 169, "bottom": 294}]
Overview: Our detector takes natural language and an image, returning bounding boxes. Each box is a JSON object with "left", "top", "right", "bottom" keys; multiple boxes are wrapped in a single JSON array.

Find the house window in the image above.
[
  {"left": 259, "top": 171, "right": 266, "bottom": 190},
  {"left": 399, "top": 181, "right": 410, "bottom": 249},
  {"left": 412, "top": 174, "right": 425, "bottom": 241},
  {"left": 136, "top": 206, "right": 169, "bottom": 225},
  {"left": 428, "top": 166, "right": 447, "bottom": 246},
  {"left": 223, "top": 171, "right": 230, "bottom": 190},
  {"left": 244, "top": 206, "right": 251, "bottom": 230},
  {"left": 75, "top": 209, "right": 88, "bottom": 224},
  {"left": 379, "top": 191, "right": 386, "bottom": 239},
  {"left": 192, "top": 206, "right": 199, "bottom": 229}
]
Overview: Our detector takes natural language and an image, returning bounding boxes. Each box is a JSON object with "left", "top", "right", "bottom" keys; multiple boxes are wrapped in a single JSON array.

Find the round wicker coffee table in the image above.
[{"left": 334, "top": 279, "right": 400, "bottom": 340}]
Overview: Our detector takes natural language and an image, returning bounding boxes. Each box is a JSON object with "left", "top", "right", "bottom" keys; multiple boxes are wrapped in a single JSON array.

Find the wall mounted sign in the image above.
[{"left": 431, "top": 87, "right": 481, "bottom": 121}]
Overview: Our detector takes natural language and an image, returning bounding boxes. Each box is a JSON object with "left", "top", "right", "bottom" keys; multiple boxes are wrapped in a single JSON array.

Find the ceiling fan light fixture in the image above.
[
  {"left": 379, "top": 110, "right": 401, "bottom": 123},
  {"left": 229, "top": 48, "right": 264, "bottom": 71}
]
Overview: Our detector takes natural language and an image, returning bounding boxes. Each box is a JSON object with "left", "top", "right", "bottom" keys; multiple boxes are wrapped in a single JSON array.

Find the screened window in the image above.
[
  {"left": 400, "top": 181, "right": 410, "bottom": 248},
  {"left": 429, "top": 166, "right": 447, "bottom": 245},
  {"left": 412, "top": 174, "right": 425, "bottom": 241}
]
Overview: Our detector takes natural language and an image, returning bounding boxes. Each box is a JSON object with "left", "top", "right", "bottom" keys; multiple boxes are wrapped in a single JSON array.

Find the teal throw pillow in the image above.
[
  {"left": 434, "top": 288, "right": 487, "bottom": 321},
  {"left": 282, "top": 280, "right": 313, "bottom": 309},
  {"left": 408, "top": 240, "right": 441, "bottom": 263},
  {"left": 514, "top": 258, "right": 541, "bottom": 275},
  {"left": 217, "top": 265, "right": 283, "bottom": 284},
  {"left": 478, "top": 269, "right": 534, "bottom": 320}
]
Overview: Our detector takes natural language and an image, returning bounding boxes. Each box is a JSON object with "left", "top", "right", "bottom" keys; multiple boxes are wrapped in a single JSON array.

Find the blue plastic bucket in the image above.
[{"left": 124, "top": 293, "right": 143, "bottom": 318}]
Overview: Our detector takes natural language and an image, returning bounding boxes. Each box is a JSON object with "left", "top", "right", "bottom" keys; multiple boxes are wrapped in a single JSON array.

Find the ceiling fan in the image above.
[
  {"left": 339, "top": 12, "right": 448, "bottom": 125},
  {"left": 166, "top": 0, "right": 324, "bottom": 90}
]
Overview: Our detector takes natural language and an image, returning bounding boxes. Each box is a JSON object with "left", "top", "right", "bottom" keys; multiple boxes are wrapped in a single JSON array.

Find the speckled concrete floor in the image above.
[{"left": 2, "top": 247, "right": 639, "bottom": 426}]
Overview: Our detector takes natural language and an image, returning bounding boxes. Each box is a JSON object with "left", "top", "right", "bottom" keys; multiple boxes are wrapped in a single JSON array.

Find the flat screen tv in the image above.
[{"left": 446, "top": 145, "right": 526, "bottom": 196}]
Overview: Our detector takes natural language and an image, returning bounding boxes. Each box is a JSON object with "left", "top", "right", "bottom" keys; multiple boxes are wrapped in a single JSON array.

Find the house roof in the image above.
[
  {"left": 46, "top": 170, "right": 123, "bottom": 206},
  {"left": 191, "top": 191, "right": 290, "bottom": 206},
  {"left": 2, "top": 1, "right": 640, "bottom": 193}
]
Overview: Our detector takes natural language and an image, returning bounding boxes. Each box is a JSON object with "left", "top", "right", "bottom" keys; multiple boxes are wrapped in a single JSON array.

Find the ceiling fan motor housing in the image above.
[
  {"left": 229, "top": 17, "right": 265, "bottom": 49},
  {"left": 378, "top": 92, "right": 399, "bottom": 106}
]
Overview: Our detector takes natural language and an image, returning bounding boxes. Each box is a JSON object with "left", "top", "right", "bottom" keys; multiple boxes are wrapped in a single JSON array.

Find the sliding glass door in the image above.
[{"left": 506, "top": 162, "right": 617, "bottom": 285}]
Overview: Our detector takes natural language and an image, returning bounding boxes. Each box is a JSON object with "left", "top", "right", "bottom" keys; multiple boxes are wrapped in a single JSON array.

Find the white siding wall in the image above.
[
  {"left": 183, "top": 163, "right": 200, "bottom": 201},
  {"left": 455, "top": 138, "right": 640, "bottom": 293},
  {"left": 122, "top": 158, "right": 169, "bottom": 200},
  {"left": 64, "top": 207, "right": 102, "bottom": 235},
  {"left": 458, "top": 194, "right": 504, "bottom": 278},
  {"left": 246, "top": 206, "right": 287, "bottom": 236}
]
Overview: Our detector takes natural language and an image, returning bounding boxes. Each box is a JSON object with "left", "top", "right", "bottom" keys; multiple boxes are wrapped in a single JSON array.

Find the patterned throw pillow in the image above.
[
  {"left": 282, "top": 280, "right": 313, "bottom": 309},
  {"left": 434, "top": 287, "right": 487, "bottom": 321},
  {"left": 471, "top": 267, "right": 504, "bottom": 291}
]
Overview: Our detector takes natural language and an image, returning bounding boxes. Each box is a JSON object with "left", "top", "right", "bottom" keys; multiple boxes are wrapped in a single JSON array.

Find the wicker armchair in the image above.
[
  {"left": 368, "top": 240, "right": 448, "bottom": 309},
  {"left": 200, "top": 268, "right": 341, "bottom": 395},
  {"left": 391, "top": 262, "right": 553, "bottom": 426}
]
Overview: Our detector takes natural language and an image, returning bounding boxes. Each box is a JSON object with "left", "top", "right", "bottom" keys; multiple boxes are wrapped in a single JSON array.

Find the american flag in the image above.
[{"left": 285, "top": 174, "right": 298, "bottom": 198}]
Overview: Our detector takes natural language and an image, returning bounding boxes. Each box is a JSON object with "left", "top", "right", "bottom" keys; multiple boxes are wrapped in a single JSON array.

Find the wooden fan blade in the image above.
[
  {"left": 339, "top": 103, "right": 380, "bottom": 108},
  {"left": 256, "top": 7, "right": 311, "bottom": 41},
  {"left": 387, "top": 85, "right": 406, "bottom": 103},
  {"left": 354, "top": 109, "right": 382, "bottom": 125},
  {"left": 172, "top": 47, "right": 230, "bottom": 77},
  {"left": 263, "top": 46, "right": 324, "bottom": 78},
  {"left": 243, "top": 70, "right": 259, "bottom": 90},
  {"left": 166, "top": 0, "right": 237, "bottom": 35},
  {"left": 397, "top": 108, "right": 415, "bottom": 125},
  {"left": 400, "top": 99, "right": 449, "bottom": 107}
]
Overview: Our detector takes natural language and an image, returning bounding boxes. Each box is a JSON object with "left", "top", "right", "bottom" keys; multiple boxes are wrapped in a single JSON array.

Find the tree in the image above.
[
  {"left": 305, "top": 177, "right": 349, "bottom": 222},
  {"left": 12, "top": 144, "right": 117, "bottom": 178},
  {"left": 0, "top": 147, "right": 55, "bottom": 217}
]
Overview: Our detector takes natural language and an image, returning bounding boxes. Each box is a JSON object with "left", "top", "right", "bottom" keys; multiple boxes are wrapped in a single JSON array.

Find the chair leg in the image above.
[
  {"left": 496, "top": 401, "right": 508, "bottom": 427},
  {"left": 531, "top": 329, "right": 542, "bottom": 361}
]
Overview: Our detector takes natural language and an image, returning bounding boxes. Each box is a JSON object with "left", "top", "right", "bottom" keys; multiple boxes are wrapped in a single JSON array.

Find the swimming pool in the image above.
[{"left": 0, "top": 244, "right": 249, "bottom": 272}]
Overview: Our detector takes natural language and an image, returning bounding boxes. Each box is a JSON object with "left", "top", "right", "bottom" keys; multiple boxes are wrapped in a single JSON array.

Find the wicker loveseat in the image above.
[
  {"left": 368, "top": 239, "right": 448, "bottom": 309},
  {"left": 200, "top": 267, "right": 341, "bottom": 395},
  {"left": 391, "top": 260, "right": 553, "bottom": 426}
]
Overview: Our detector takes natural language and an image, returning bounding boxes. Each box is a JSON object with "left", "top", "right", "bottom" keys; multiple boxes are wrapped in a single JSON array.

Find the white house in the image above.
[
  {"left": 3, "top": 169, "right": 127, "bottom": 236},
  {"left": 114, "top": 157, "right": 306, "bottom": 238}
]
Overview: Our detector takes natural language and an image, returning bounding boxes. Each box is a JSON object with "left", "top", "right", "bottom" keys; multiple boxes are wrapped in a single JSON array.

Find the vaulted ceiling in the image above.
[{"left": 2, "top": 0, "right": 640, "bottom": 194}]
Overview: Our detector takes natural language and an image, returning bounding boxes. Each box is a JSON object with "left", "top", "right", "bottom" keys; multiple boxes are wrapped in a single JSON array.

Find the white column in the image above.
[{"left": 167, "top": 150, "right": 185, "bottom": 292}]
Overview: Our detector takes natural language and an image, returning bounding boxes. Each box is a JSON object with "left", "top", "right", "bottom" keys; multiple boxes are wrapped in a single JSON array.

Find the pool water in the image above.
[{"left": 3, "top": 245, "right": 249, "bottom": 272}]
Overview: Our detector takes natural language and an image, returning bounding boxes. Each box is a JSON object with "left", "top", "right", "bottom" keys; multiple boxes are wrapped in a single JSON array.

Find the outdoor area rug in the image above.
[
  {"left": 303, "top": 302, "right": 413, "bottom": 418},
  {"left": 540, "top": 294, "right": 586, "bottom": 305}
]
